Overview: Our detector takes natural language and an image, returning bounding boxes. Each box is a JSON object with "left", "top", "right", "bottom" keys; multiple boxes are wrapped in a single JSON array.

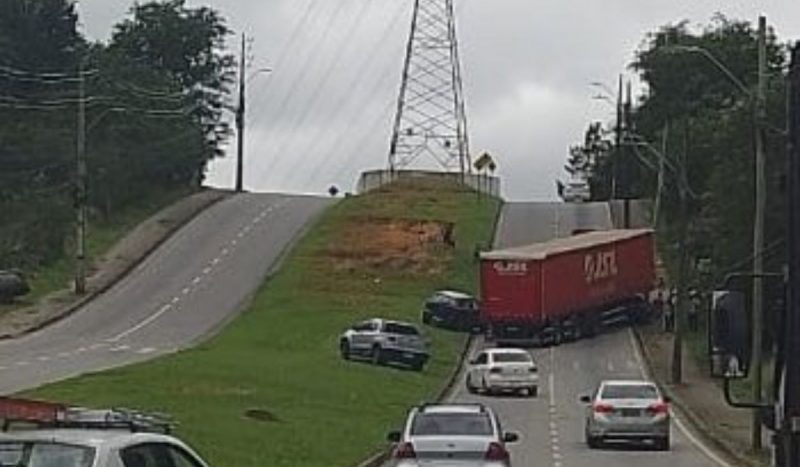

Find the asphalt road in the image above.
[
  {"left": 0, "top": 193, "right": 331, "bottom": 394},
  {"left": 454, "top": 202, "right": 725, "bottom": 467}
]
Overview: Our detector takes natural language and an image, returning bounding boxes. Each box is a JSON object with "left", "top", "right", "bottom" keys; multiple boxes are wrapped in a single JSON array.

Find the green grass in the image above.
[
  {"left": 4, "top": 187, "right": 192, "bottom": 308},
  {"left": 27, "top": 180, "right": 501, "bottom": 467}
]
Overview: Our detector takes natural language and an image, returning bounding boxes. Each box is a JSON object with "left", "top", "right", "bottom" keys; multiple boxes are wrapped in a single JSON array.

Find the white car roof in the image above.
[
  {"left": 435, "top": 290, "right": 473, "bottom": 299},
  {"left": 601, "top": 380, "right": 656, "bottom": 386},
  {"left": 485, "top": 348, "right": 529, "bottom": 355},
  {"left": 418, "top": 404, "right": 487, "bottom": 415}
]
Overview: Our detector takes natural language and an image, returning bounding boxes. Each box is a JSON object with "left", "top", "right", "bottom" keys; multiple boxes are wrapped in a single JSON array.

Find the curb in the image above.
[
  {"left": 357, "top": 334, "right": 475, "bottom": 467},
  {"left": 631, "top": 326, "right": 765, "bottom": 467},
  {"left": 0, "top": 190, "right": 230, "bottom": 341}
]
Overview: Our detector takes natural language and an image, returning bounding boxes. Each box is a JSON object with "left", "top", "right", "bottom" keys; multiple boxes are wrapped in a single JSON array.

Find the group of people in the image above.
[{"left": 650, "top": 279, "right": 703, "bottom": 333}]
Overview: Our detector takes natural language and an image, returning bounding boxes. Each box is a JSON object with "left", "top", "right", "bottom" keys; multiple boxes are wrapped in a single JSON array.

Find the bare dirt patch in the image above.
[{"left": 327, "top": 218, "right": 455, "bottom": 275}]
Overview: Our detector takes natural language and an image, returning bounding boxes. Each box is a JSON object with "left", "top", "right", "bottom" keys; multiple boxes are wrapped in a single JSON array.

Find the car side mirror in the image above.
[
  {"left": 709, "top": 290, "right": 750, "bottom": 380},
  {"left": 386, "top": 431, "right": 401, "bottom": 443},
  {"left": 502, "top": 432, "right": 519, "bottom": 443},
  {"left": 579, "top": 395, "right": 591, "bottom": 404}
]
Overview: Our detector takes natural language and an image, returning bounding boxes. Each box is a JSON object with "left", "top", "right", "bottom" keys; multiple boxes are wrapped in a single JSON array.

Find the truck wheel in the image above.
[
  {"left": 371, "top": 345, "right": 384, "bottom": 365},
  {"left": 340, "top": 341, "right": 351, "bottom": 360},
  {"left": 587, "top": 435, "right": 602, "bottom": 449},
  {"left": 528, "top": 386, "right": 538, "bottom": 398}
]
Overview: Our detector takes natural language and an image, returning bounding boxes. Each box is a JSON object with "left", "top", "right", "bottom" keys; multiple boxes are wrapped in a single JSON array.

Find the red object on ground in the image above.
[{"left": 479, "top": 230, "right": 655, "bottom": 342}]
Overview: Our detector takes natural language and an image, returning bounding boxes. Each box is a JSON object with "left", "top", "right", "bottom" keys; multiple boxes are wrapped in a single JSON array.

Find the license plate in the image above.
[{"left": 620, "top": 409, "right": 640, "bottom": 417}]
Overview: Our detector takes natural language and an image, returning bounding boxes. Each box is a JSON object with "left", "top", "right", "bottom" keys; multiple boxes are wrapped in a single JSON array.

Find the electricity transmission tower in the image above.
[{"left": 388, "top": 0, "right": 470, "bottom": 175}]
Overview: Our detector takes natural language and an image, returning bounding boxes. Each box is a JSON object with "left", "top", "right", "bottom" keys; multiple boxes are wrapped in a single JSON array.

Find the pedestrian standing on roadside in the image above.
[
  {"left": 688, "top": 291, "right": 701, "bottom": 332},
  {"left": 663, "top": 288, "right": 676, "bottom": 332}
]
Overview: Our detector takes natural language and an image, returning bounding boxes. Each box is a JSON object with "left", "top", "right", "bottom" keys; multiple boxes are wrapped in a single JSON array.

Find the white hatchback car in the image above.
[
  {"left": 0, "top": 398, "right": 209, "bottom": 467},
  {"left": 465, "top": 348, "right": 538, "bottom": 397},
  {"left": 387, "top": 403, "right": 519, "bottom": 466}
]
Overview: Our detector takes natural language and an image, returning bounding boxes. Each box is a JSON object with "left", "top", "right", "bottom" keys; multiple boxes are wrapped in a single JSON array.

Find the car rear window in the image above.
[
  {"left": 492, "top": 352, "right": 531, "bottom": 363},
  {"left": 601, "top": 384, "right": 659, "bottom": 399},
  {"left": 384, "top": 323, "right": 419, "bottom": 335},
  {"left": 0, "top": 442, "right": 95, "bottom": 467},
  {"left": 411, "top": 413, "right": 493, "bottom": 436}
]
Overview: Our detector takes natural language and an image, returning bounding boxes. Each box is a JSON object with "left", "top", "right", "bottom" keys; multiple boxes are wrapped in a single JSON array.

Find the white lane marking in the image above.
[
  {"left": 211, "top": 257, "right": 220, "bottom": 265},
  {"left": 221, "top": 248, "right": 229, "bottom": 256},
  {"left": 76, "top": 347, "right": 87, "bottom": 353},
  {"left": 549, "top": 347, "right": 556, "bottom": 407},
  {"left": 137, "top": 347, "right": 157, "bottom": 355},
  {"left": 191, "top": 276, "right": 202, "bottom": 285},
  {"left": 109, "top": 345, "right": 130, "bottom": 352},
  {"left": 0, "top": 366, "right": 7, "bottom": 371},
  {"left": 37, "top": 356, "right": 51, "bottom": 362},
  {"left": 627, "top": 329, "right": 733, "bottom": 467},
  {"left": 171, "top": 296, "right": 180, "bottom": 304},
  {"left": 182, "top": 287, "right": 191, "bottom": 295},
  {"left": 57, "top": 352, "right": 71, "bottom": 358},
  {"left": 15, "top": 361, "right": 29, "bottom": 367},
  {"left": 90, "top": 343, "right": 107, "bottom": 350},
  {"left": 202, "top": 267, "right": 213, "bottom": 275},
  {"left": 230, "top": 239, "right": 238, "bottom": 246},
  {"left": 237, "top": 231, "right": 245, "bottom": 239},
  {"left": 108, "top": 304, "right": 173, "bottom": 343}
]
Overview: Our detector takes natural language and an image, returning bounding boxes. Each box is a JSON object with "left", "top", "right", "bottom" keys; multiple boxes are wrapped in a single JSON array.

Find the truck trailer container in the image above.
[{"left": 479, "top": 229, "right": 655, "bottom": 345}]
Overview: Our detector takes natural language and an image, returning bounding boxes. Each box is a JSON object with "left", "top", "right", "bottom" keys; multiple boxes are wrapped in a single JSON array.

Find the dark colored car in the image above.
[{"left": 421, "top": 290, "right": 481, "bottom": 332}]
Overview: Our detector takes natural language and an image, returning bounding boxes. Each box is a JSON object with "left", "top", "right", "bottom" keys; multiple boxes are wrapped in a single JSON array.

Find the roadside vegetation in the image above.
[
  {"left": 565, "top": 16, "right": 789, "bottom": 376},
  {"left": 28, "top": 179, "right": 500, "bottom": 467},
  {"left": 0, "top": 0, "right": 234, "bottom": 303}
]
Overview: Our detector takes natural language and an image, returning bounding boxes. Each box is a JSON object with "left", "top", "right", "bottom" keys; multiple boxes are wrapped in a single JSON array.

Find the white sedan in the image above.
[{"left": 465, "top": 348, "right": 538, "bottom": 397}]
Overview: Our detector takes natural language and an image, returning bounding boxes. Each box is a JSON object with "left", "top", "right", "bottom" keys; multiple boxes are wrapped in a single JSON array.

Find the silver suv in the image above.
[
  {"left": 386, "top": 403, "right": 519, "bottom": 466},
  {"left": 339, "top": 318, "right": 429, "bottom": 371}
]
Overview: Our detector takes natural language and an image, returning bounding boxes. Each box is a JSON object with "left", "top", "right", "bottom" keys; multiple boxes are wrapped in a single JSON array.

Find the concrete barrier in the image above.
[{"left": 357, "top": 169, "right": 501, "bottom": 197}]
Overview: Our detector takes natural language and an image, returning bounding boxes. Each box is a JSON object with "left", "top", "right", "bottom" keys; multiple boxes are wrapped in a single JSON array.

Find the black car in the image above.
[{"left": 421, "top": 290, "right": 481, "bottom": 332}]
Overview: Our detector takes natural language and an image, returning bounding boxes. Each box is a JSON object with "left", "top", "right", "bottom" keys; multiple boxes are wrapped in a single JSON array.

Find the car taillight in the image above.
[
  {"left": 485, "top": 442, "right": 510, "bottom": 461},
  {"left": 393, "top": 442, "right": 416, "bottom": 459},
  {"left": 489, "top": 367, "right": 502, "bottom": 374},
  {"left": 593, "top": 403, "right": 614, "bottom": 414},
  {"left": 647, "top": 401, "right": 669, "bottom": 415}
]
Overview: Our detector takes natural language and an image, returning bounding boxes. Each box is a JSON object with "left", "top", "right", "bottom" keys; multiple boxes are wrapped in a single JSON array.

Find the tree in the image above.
[{"left": 110, "top": 0, "right": 236, "bottom": 170}]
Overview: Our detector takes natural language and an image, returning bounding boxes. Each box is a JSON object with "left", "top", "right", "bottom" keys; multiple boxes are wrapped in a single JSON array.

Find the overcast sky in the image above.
[{"left": 77, "top": 0, "right": 800, "bottom": 200}]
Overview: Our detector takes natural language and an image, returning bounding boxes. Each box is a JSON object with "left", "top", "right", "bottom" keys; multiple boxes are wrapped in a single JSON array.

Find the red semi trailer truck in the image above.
[{"left": 479, "top": 229, "right": 656, "bottom": 346}]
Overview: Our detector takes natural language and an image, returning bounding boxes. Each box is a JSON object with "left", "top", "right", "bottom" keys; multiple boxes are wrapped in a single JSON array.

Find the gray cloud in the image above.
[{"left": 77, "top": 0, "right": 800, "bottom": 200}]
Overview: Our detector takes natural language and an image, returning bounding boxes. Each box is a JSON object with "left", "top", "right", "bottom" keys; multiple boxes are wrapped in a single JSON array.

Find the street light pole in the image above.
[
  {"left": 75, "top": 60, "right": 87, "bottom": 295},
  {"left": 751, "top": 15, "right": 768, "bottom": 452},
  {"left": 235, "top": 33, "right": 246, "bottom": 193}
]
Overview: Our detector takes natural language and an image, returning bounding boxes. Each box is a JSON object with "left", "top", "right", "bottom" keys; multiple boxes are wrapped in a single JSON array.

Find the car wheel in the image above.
[
  {"left": 654, "top": 436, "right": 670, "bottom": 451},
  {"left": 466, "top": 375, "right": 477, "bottom": 394},
  {"left": 340, "top": 340, "right": 351, "bottom": 360},
  {"left": 371, "top": 345, "right": 384, "bottom": 365},
  {"left": 481, "top": 377, "right": 490, "bottom": 395},
  {"left": 411, "top": 358, "right": 425, "bottom": 372}
]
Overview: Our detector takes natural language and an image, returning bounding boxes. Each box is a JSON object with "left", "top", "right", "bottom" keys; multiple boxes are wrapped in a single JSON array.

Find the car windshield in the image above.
[
  {"left": 492, "top": 352, "right": 531, "bottom": 363},
  {"left": 384, "top": 323, "right": 419, "bottom": 335},
  {"left": 411, "top": 412, "right": 493, "bottom": 436},
  {"left": 0, "top": 442, "right": 95, "bottom": 467},
  {"left": 601, "top": 384, "right": 659, "bottom": 400}
]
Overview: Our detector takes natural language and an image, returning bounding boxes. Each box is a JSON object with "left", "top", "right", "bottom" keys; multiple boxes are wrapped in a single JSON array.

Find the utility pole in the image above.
[
  {"left": 653, "top": 121, "right": 669, "bottom": 228},
  {"left": 671, "top": 119, "right": 690, "bottom": 384},
  {"left": 75, "top": 60, "right": 87, "bottom": 295},
  {"left": 612, "top": 75, "right": 623, "bottom": 200},
  {"left": 779, "top": 40, "right": 800, "bottom": 467},
  {"left": 235, "top": 33, "right": 246, "bottom": 193},
  {"left": 751, "top": 15, "right": 768, "bottom": 452},
  {"left": 623, "top": 80, "right": 633, "bottom": 228}
]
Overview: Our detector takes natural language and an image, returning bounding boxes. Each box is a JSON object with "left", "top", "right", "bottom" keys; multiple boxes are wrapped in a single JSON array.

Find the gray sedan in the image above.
[{"left": 581, "top": 380, "right": 671, "bottom": 450}]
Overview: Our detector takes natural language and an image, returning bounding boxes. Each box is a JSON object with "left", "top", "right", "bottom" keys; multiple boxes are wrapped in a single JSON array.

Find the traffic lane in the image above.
[
  {"left": 0, "top": 194, "right": 331, "bottom": 394},
  {"left": 446, "top": 331, "right": 721, "bottom": 467},
  {"left": 548, "top": 329, "right": 719, "bottom": 467},
  {"left": 494, "top": 202, "right": 613, "bottom": 248},
  {"left": 446, "top": 339, "right": 554, "bottom": 467}
]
